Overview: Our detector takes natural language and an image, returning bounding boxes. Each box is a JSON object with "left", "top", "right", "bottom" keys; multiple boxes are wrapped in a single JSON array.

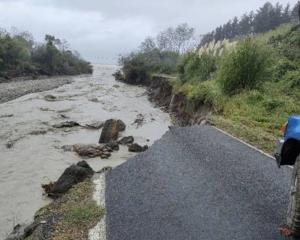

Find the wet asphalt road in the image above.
[{"left": 106, "top": 125, "right": 292, "bottom": 240}]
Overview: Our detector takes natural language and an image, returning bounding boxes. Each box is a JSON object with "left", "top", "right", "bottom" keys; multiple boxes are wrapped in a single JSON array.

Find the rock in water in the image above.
[
  {"left": 42, "top": 161, "right": 94, "bottom": 198},
  {"left": 5, "top": 223, "right": 38, "bottom": 240},
  {"left": 104, "top": 141, "right": 120, "bottom": 151},
  {"left": 133, "top": 114, "right": 145, "bottom": 127},
  {"left": 73, "top": 144, "right": 104, "bottom": 158},
  {"left": 44, "top": 95, "right": 57, "bottom": 102},
  {"left": 128, "top": 143, "right": 149, "bottom": 153},
  {"left": 99, "top": 119, "right": 126, "bottom": 143},
  {"left": 118, "top": 136, "right": 134, "bottom": 145},
  {"left": 53, "top": 121, "right": 80, "bottom": 128}
]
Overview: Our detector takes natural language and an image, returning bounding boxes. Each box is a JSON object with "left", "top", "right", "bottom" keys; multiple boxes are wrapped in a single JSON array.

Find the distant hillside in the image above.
[
  {"left": 0, "top": 30, "right": 93, "bottom": 81},
  {"left": 199, "top": 1, "right": 300, "bottom": 47}
]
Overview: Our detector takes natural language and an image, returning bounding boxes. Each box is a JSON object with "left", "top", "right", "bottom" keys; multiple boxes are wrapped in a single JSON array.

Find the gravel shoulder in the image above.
[{"left": 0, "top": 77, "right": 73, "bottom": 103}]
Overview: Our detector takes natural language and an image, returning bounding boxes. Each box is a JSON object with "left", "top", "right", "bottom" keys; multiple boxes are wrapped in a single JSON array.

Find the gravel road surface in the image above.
[{"left": 106, "top": 125, "right": 292, "bottom": 240}]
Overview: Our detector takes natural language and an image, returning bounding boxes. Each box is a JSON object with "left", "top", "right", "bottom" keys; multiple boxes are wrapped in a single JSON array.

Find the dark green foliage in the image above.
[
  {"left": 118, "top": 53, "right": 151, "bottom": 85},
  {"left": 283, "top": 70, "right": 300, "bottom": 88},
  {"left": 269, "top": 25, "right": 300, "bottom": 62},
  {"left": 217, "top": 39, "right": 271, "bottom": 95},
  {"left": 116, "top": 23, "right": 194, "bottom": 84},
  {"left": 262, "top": 98, "right": 285, "bottom": 112},
  {"left": 117, "top": 50, "right": 179, "bottom": 85},
  {"left": 273, "top": 58, "right": 298, "bottom": 80},
  {"left": 0, "top": 31, "right": 92, "bottom": 80},
  {"left": 200, "top": 1, "right": 296, "bottom": 47},
  {"left": 177, "top": 52, "right": 216, "bottom": 83}
]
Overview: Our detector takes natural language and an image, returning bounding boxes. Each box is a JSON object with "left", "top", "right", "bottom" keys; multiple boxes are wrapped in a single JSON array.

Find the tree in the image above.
[
  {"left": 139, "top": 37, "right": 157, "bottom": 53},
  {"left": 198, "top": 1, "right": 295, "bottom": 47},
  {"left": 156, "top": 23, "right": 194, "bottom": 53},
  {"left": 253, "top": 2, "right": 275, "bottom": 33},
  {"left": 291, "top": 1, "right": 300, "bottom": 21},
  {"left": 282, "top": 4, "right": 291, "bottom": 23},
  {"left": 239, "top": 14, "right": 252, "bottom": 35}
]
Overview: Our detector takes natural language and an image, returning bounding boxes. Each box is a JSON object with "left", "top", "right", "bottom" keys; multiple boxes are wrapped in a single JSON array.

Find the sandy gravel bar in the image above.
[{"left": 0, "top": 77, "right": 73, "bottom": 103}]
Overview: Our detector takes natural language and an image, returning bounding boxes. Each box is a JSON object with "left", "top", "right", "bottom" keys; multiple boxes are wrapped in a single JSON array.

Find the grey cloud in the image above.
[{"left": 0, "top": 0, "right": 298, "bottom": 63}]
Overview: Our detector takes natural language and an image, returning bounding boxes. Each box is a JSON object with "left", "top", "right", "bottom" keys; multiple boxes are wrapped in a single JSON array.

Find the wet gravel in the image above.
[
  {"left": 106, "top": 125, "right": 292, "bottom": 240},
  {"left": 0, "top": 77, "right": 73, "bottom": 103}
]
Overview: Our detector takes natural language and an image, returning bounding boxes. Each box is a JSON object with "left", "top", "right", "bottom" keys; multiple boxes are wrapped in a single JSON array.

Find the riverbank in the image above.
[{"left": 122, "top": 74, "right": 278, "bottom": 154}]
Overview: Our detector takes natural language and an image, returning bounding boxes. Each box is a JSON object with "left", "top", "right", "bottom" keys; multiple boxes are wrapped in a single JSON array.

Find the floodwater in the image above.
[{"left": 0, "top": 65, "right": 171, "bottom": 237}]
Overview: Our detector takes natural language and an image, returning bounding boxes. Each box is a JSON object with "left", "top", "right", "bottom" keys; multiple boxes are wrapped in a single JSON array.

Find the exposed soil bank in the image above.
[{"left": 135, "top": 75, "right": 212, "bottom": 126}]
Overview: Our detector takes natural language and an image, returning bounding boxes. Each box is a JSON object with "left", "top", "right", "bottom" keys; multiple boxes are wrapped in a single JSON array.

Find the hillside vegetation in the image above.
[
  {"left": 0, "top": 30, "right": 92, "bottom": 81},
  {"left": 116, "top": 1, "right": 300, "bottom": 153},
  {"left": 174, "top": 24, "right": 300, "bottom": 153},
  {"left": 200, "top": 1, "right": 299, "bottom": 47}
]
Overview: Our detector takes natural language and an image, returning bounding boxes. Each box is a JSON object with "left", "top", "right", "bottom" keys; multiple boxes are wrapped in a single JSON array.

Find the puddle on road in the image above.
[{"left": 0, "top": 64, "right": 171, "bottom": 237}]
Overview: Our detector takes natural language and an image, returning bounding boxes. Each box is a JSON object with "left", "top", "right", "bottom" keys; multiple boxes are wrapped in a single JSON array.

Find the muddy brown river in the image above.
[{"left": 0, "top": 65, "right": 171, "bottom": 238}]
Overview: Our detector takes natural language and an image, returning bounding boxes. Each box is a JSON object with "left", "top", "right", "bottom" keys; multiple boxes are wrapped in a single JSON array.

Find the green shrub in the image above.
[
  {"left": 269, "top": 25, "right": 300, "bottom": 62},
  {"left": 246, "top": 90, "right": 264, "bottom": 104},
  {"left": 262, "top": 98, "right": 285, "bottom": 112},
  {"left": 217, "top": 38, "right": 271, "bottom": 95},
  {"left": 177, "top": 52, "right": 216, "bottom": 83},
  {"left": 118, "top": 53, "right": 152, "bottom": 85},
  {"left": 273, "top": 58, "right": 298, "bottom": 80},
  {"left": 117, "top": 50, "right": 179, "bottom": 84},
  {"left": 283, "top": 70, "right": 300, "bottom": 87},
  {"left": 182, "top": 80, "right": 224, "bottom": 112}
]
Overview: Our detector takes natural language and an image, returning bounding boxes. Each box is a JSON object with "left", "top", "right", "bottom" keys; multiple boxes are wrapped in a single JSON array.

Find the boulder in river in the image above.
[
  {"left": 89, "top": 97, "right": 100, "bottom": 103},
  {"left": 42, "top": 161, "right": 94, "bottom": 198},
  {"left": 128, "top": 143, "right": 149, "bottom": 153},
  {"left": 53, "top": 121, "right": 80, "bottom": 128},
  {"left": 73, "top": 144, "right": 104, "bottom": 158},
  {"left": 118, "top": 136, "right": 134, "bottom": 145},
  {"left": 99, "top": 119, "right": 126, "bottom": 143},
  {"left": 133, "top": 114, "right": 145, "bottom": 128},
  {"left": 0, "top": 114, "right": 13, "bottom": 118},
  {"left": 44, "top": 95, "right": 57, "bottom": 102},
  {"left": 104, "top": 141, "right": 120, "bottom": 151}
]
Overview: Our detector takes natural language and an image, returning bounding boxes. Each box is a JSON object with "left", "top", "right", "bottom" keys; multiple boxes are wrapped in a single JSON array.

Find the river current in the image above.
[{"left": 0, "top": 65, "right": 171, "bottom": 237}]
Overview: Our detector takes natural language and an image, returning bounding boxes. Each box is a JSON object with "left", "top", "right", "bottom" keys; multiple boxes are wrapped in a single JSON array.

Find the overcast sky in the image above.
[{"left": 0, "top": 0, "right": 298, "bottom": 63}]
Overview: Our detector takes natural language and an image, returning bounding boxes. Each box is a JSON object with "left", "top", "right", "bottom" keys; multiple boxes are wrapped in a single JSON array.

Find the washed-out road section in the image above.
[{"left": 105, "top": 125, "right": 292, "bottom": 240}]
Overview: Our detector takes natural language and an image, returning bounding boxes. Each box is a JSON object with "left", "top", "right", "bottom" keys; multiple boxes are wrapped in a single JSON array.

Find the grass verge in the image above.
[{"left": 26, "top": 179, "right": 103, "bottom": 240}]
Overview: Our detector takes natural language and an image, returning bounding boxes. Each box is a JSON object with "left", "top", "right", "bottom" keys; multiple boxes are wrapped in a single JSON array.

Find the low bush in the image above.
[
  {"left": 283, "top": 70, "right": 300, "bottom": 88},
  {"left": 217, "top": 38, "right": 272, "bottom": 95},
  {"left": 177, "top": 52, "right": 216, "bottom": 83},
  {"left": 117, "top": 50, "right": 179, "bottom": 85},
  {"left": 118, "top": 53, "right": 152, "bottom": 85},
  {"left": 273, "top": 58, "right": 298, "bottom": 81}
]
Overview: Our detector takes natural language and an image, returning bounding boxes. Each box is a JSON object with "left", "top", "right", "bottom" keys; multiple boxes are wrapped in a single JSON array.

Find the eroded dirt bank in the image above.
[
  {"left": 145, "top": 75, "right": 211, "bottom": 126},
  {"left": 0, "top": 65, "right": 171, "bottom": 238}
]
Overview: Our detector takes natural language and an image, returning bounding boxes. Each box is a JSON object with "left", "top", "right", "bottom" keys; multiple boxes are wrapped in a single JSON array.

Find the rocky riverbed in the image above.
[
  {"left": 0, "top": 65, "right": 171, "bottom": 238},
  {"left": 0, "top": 77, "right": 73, "bottom": 104}
]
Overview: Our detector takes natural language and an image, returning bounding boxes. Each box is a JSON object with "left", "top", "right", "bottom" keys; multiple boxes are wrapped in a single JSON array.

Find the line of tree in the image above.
[
  {"left": 0, "top": 28, "right": 93, "bottom": 81},
  {"left": 114, "top": 23, "right": 196, "bottom": 84},
  {"left": 200, "top": 1, "right": 300, "bottom": 47}
]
